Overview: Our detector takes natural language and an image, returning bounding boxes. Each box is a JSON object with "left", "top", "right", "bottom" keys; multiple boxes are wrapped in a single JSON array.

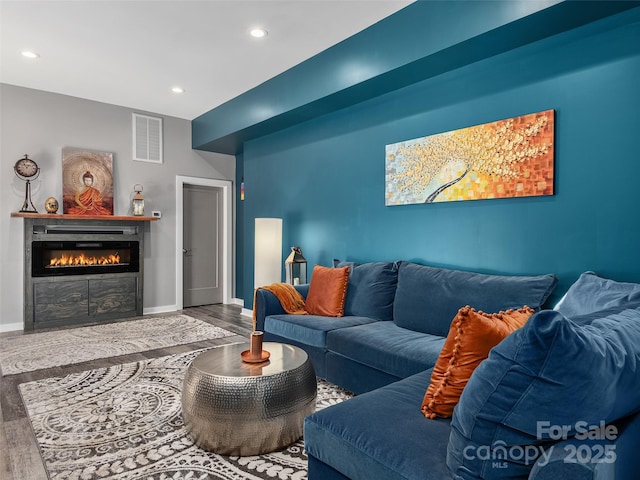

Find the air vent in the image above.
[{"left": 133, "top": 113, "right": 163, "bottom": 163}]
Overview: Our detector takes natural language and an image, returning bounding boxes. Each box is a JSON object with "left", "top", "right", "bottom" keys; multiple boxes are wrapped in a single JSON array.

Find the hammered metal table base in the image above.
[{"left": 182, "top": 342, "right": 317, "bottom": 455}]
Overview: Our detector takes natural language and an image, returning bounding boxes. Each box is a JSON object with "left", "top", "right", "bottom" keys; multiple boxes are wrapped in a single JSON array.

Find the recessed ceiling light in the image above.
[
  {"left": 21, "top": 50, "right": 40, "bottom": 59},
  {"left": 249, "top": 28, "right": 268, "bottom": 39},
  {"left": 171, "top": 86, "right": 185, "bottom": 94}
]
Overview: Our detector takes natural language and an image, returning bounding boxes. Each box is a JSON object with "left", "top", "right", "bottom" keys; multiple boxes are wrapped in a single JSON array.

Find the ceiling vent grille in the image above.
[{"left": 133, "top": 113, "right": 163, "bottom": 163}]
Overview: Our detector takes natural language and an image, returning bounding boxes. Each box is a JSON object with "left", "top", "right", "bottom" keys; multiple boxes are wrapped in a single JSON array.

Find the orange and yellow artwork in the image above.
[{"left": 385, "top": 110, "right": 555, "bottom": 205}]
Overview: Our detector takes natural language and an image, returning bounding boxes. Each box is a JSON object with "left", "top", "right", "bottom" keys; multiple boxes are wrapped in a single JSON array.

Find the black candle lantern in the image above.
[{"left": 285, "top": 246, "right": 307, "bottom": 285}]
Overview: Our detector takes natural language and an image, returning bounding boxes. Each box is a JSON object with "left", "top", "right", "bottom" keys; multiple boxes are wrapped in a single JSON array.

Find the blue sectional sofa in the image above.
[
  {"left": 253, "top": 264, "right": 640, "bottom": 479},
  {"left": 255, "top": 261, "right": 557, "bottom": 393}
]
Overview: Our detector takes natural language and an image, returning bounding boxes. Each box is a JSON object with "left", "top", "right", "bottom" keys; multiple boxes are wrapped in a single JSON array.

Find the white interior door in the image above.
[{"left": 183, "top": 184, "right": 223, "bottom": 307}]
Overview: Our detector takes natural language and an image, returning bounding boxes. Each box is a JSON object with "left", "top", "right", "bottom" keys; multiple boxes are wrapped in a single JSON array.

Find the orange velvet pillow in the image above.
[
  {"left": 421, "top": 305, "right": 535, "bottom": 419},
  {"left": 304, "top": 265, "right": 350, "bottom": 317}
]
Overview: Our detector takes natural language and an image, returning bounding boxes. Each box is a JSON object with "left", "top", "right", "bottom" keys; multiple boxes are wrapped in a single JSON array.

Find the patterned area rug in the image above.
[
  {"left": 19, "top": 348, "right": 353, "bottom": 480},
  {"left": 0, "top": 314, "right": 235, "bottom": 375}
]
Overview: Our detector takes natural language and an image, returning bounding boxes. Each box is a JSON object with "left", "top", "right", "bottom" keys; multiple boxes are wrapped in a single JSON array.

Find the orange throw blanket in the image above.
[{"left": 253, "top": 283, "right": 307, "bottom": 330}]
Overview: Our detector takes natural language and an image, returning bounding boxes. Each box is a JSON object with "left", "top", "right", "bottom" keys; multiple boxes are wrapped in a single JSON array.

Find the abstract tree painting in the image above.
[{"left": 385, "top": 110, "right": 554, "bottom": 205}]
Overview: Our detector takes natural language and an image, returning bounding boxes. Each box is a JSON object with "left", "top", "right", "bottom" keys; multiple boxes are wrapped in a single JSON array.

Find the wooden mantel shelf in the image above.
[{"left": 11, "top": 212, "right": 159, "bottom": 221}]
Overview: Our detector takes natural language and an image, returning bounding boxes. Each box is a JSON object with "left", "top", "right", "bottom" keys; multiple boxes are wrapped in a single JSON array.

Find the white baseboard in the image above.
[
  {"left": 145, "top": 300, "right": 246, "bottom": 315},
  {"left": 0, "top": 322, "right": 24, "bottom": 333},
  {"left": 0, "top": 301, "right": 247, "bottom": 332},
  {"left": 143, "top": 304, "right": 178, "bottom": 315},
  {"left": 232, "top": 297, "right": 252, "bottom": 317}
]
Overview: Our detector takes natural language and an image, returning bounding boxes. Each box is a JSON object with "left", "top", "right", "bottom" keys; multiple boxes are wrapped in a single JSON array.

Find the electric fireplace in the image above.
[
  {"left": 32, "top": 240, "right": 139, "bottom": 277},
  {"left": 18, "top": 216, "right": 152, "bottom": 330}
]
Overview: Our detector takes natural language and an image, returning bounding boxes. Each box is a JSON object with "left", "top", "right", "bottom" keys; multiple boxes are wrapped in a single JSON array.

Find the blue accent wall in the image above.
[
  {"left": 194, "top": 1, "right": 638, "bottom": 154},
  {"left": 238, "top": 7, "right": 640, "bottom": 307}
]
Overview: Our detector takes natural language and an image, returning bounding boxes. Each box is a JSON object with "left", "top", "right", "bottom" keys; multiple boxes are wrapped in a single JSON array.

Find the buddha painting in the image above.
[
  {"left": 62, "top": 148, "right": 114, "bottom": 216},
  {"left": 67, "top": 171, "right": 111, "bottom": 215}
]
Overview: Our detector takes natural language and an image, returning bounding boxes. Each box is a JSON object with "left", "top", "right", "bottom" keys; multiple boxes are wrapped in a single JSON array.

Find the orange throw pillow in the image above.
[
  {"left": 421, "top": 305, "right": 535, "bottom": 419},
  {"left": 304, "top": 265, "right": 350, "bottom": 317}
]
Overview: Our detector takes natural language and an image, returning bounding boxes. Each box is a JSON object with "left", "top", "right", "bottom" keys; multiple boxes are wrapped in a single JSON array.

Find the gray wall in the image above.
[{"left": 0, "top": 84, "right": 235, "bottom": 331}]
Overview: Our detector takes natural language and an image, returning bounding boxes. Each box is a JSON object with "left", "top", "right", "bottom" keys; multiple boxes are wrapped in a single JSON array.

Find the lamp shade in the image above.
[{"left": 254, "top": 218, "right": 282, "bottom": 288}]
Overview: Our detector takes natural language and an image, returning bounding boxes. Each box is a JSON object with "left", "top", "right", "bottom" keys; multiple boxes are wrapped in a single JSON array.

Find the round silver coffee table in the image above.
[{"left": 181, "top": 342, "right": 317, "bottom": 455}]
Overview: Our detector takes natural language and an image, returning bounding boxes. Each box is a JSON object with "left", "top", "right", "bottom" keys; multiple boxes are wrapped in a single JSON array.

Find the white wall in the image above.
[{"left": 0, "top": 84, "right": 235, "bottom": 331}]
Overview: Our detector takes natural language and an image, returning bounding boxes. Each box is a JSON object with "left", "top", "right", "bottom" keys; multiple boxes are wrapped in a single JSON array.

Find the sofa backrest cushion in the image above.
[
  {"left": 333, "top": 260, "right": 399, "bottom": 321},
  {"left": 392, "top": 262, "right": 557, "bottom": 337},
  {"left": 554, "top": 271, "right": 640, "bottom": 317},
  {"left": 447, "top": 303, "right": 640, "bottom": 478}
]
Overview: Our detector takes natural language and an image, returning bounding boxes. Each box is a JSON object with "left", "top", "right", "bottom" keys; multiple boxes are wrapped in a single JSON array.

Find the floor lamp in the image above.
[{"left": 254, "top": 218, "right": 283, "bottom": 289}]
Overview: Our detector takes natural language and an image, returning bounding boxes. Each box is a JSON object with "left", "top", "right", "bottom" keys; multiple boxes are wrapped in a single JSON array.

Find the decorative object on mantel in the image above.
[
  {"left": 132, "top": 184, "right": 145, "bottom": 216},
  {"left": 385, "top": 109, "right": 555, "bottom": 205},
  {"left": 62, "top": 147, "right": 114, "bottom": 216},
  {"left": 13, "top": 154, "right": 40, "bottom": 213},
  {"left": 285, "top": 246, "right": 307, "bottom": 285},
  {"left": 44, "top": 197, "right": 59, "bottom": 214}
]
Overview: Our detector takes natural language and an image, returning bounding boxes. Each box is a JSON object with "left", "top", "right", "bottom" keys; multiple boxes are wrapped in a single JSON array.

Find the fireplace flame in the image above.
[{"left": 49, "top": 252, "right": 121, "bottom": 267}]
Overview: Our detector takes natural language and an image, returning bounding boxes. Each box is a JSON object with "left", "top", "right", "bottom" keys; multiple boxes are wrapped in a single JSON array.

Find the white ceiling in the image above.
[{"left": 0, "top": 0, "right": 413, "bottom": 120}]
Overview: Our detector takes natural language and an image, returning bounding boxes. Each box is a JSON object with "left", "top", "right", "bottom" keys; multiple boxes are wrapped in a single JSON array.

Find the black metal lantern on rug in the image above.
[{"left": 285, "top": 246, "right": 307, "bottom": 285}]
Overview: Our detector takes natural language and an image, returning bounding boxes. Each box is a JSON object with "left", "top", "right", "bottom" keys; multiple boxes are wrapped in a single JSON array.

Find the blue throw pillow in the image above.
[
  {"left": 333, "top": 260, "right": 399, "bottom": 321},
  {"left": 392, "top": 262, "right": 557, "bottom": 337},
  {"left": 447, "top": 303, "right": 640, "bottom": 479},
  {"left": 554, "top": 271, "right": 640, "bottom": 318}
]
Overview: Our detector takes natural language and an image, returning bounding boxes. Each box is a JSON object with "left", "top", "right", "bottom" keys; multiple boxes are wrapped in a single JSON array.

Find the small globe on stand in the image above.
[{"left": 44, "top": 197, "right": 59, "bottom": 214}]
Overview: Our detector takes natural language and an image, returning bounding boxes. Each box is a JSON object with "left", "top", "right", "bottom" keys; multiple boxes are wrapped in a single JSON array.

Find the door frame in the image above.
[{"left": 175, "top": 175, "right": 233, "bottom": 309}]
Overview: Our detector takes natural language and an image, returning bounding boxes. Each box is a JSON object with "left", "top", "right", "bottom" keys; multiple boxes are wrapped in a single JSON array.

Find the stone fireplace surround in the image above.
[{"left": 13, "top": 213, "right": 157, "bottom": 330}]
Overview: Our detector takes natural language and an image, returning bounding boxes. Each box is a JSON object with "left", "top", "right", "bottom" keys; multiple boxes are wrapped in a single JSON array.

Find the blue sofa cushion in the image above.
[
  {"left": 305, "top": 369, "right": 453, "bottom": 480},
  {"left": 393, "top": 262, "right": 558, "bottom": 337},
  {"left": 333, "top": 260, "right": 399, "bottom": 321},
  {"left": 447, "top": 303, "right": 640, "bottom": 479},
  {"left": 326, "top": 321, "right": 446, "bottom": 379},
  {"left": 554, "top": 271, "right": 640, "bottom": 317},
  {"left": 265, "top": 314, "right": 379, "bottom": 348}
]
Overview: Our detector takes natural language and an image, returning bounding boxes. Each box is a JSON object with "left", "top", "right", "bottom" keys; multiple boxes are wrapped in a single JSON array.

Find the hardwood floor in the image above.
[{"left": 0, "top": 304, "right": 252, "bottom": 480}]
